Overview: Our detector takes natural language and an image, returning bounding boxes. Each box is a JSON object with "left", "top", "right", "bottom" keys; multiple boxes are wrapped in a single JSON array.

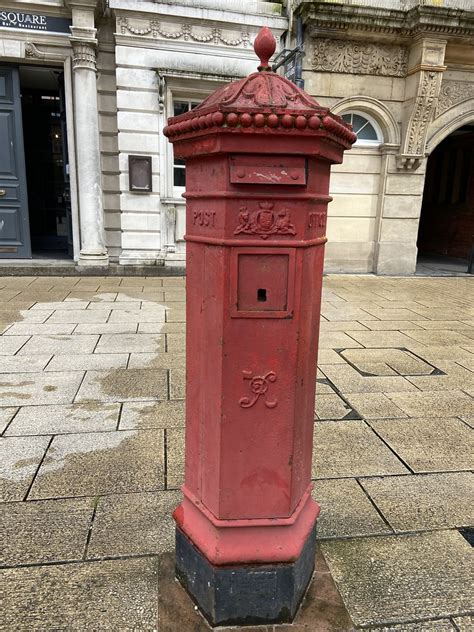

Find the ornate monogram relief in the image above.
[
  {"left": 406, "top": 70, "right": 443, "bottom": 156},
  {"left": 234, "top": 202, "right": 296, "bottom": 240},
  {"left": 436, "top": 81, "right": 474, "bottom": 117},
  {"left": 118, "top": 17, "right": 250, "bottom": 48},
  {"left": 239, "top": 370, "right": 277, "bottom": 409},
  {"left": 312, "top": 39, "right": 408, "bottom": 78}
]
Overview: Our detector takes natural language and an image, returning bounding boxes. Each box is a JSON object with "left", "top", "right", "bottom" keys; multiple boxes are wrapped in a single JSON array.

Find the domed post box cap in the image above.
[{"left": 164, "top": 27, "right": 357, "bottom": 148}]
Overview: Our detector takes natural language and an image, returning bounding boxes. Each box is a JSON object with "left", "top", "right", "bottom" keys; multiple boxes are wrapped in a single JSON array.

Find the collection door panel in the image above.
[{"left": 0, "top": 66, "right": 31, "bottom": 258}]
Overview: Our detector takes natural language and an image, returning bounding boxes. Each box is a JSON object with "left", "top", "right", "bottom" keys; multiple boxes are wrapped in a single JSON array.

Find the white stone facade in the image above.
[{"left": 0, "top": 0, "right": 473, "bottom": 274}]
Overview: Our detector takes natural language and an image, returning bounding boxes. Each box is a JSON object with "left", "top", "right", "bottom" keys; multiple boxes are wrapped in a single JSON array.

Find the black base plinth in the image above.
[{"left": 175, "top": 527, "right": 316, "bottom": 627}]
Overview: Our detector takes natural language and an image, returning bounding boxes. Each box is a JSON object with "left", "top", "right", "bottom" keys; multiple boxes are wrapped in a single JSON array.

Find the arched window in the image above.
[{"left": 341, "top": 111, "right": 382, "bottom": 146}]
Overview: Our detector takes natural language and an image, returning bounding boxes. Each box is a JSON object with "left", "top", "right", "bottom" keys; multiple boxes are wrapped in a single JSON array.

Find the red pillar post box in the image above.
[{"left": 164, "top": 28, "right": 356, "bottom": 627}]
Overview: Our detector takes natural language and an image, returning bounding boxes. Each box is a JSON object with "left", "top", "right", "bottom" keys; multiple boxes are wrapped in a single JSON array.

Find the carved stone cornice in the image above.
[
  {"left": 436, "top": 80, "right": 474, "bottom": 116},
  {"left": 312, "top": 39, "right": 408, "bottom": 78},
  {"left": 298, "top": 2, "right": 474, "bottom": 39},
  {"left": 71, "top": 39, "right": 97, "bottom": 71},
  {"left": 117, "top": 17, "right": 251, "bottom": 48}
]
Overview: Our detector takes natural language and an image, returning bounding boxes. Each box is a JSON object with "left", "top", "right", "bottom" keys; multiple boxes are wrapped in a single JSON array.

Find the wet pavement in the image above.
[{"left": 0, "top": 274, "right": 473, "bottom": 631}]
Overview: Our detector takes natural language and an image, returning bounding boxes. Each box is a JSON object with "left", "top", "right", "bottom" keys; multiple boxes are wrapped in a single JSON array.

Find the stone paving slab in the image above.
[
  {"left": 321, "top": 364, "right": 418, "bottom": 394},
  {"left": 4, "top": 322, "right": 77, "bottom": 335},
  {"left": 361, "top": 472, "right": 474, "bottom": 532},
  {"left": 315, "top": 393, "right": 356, "bottom": 420},
  {"left": 128, "top": 352, "right": 186, "bottom": 369},
  {"left": 312, "top": 421, "right": 409, "bottom": 479},
  {"left": 5, "top": 402, "right": 120, "bottom": 436},
  {"left": 320, "top": 320, "right": 369, "bottom": 331},
  {"left": 1, "top": 497, "right": 94, "bottom": 565},
  {"left": 0, "top": 335, "right": 30, "bottom": 355},
  {"left": 405, "top": 363, "right": 474, "bottom": 391},
  {"left": 0, "top": 435, "right": 51, "bottom": 501},
  {"left": 461, "top": 416, "right": 473, "bottom": 428},
  {"left": 45, "top": 352, "right": 129, "bottom": 371},
  {"left": 341, "top": 348, "right": 435, "bottom": 376},
  {"left": 119, "top": 400, "right": 185, "bottom": 430},
  {"left": 166, "top": 428, "right": 185, "bottom": 489},
  {"left": 169, "top": 367, "right": 185, "bottom": 399},
  {"left": 30, "top": 301, "right": 90, "bottom": 310},
  {"left": 358, "top": 320, "right": 423, "bottom": 331},
  {"left": 75, "top": 322, "right": 139, "bottom": 334},
  {"left": 17, "top": 334, "right": 99, "bottom": 355},
  {"left": 138, "top": 321, "right": 186, "bottom": 333},
  {"left": 317, "top": 349, "right": 348, "bottom": 364},
  {"left": 1, "top": 557, "right": 159, "bottom": 630},
  {"left": 402, "top": 329, "right": 474, "bottom": 347},
  {"left": 166, "top": 333, "right": 186, "bottom": 353},
  {"left": 373, "top": 620, "right": 456, "bottom": 630},
  {"left": 0, "top": 371, "right": 84, "bottom": 407},
  {"left": 384, "top": 391, "right": 474, "bottom": 418},
  {"left": 0, "top": 355, "right": 52, "bottom": 373},
  {"left": 94, "top": 332, "right": 164, "bottom": 354},
  {"left": 454, "top": 615, "right": 474, "bottom": 631},
  {"left": 321, "top": 530, "right": 473, "bottom": 627},
  {"left": 369, "top": 417, "right": 474, "bottom": 472},
  {"left": 46, "top": 308, "right": 111, "bottom": 323},
  {"left": 344, "top": 393, "right": 408, "bottom": 419},
  {"left": 87, "top": 490, "right": 181, "bottom": 558},
  {"left": 361, "top": 308, "right": 429, "bottom": 321},
  {"left": 319, "top": 331, "right": 364, "bottom": 349},
  {"left": 75, "top": 368, "right": 168, "bottom": 402},
  {"left": 107, "top": 308, "right": 166, "bottom": 322},
  {"left": 0, "top": 406, "right": 17, "bottom": 433},
  {"left": 28, "top": 429, "right": 165, "bottom": 499},
  {"left": 340, "top": 330, "right": 422, "bottom": 349},
  {"left": 312, "top": 479, "right": 392, "bottom": 539}
]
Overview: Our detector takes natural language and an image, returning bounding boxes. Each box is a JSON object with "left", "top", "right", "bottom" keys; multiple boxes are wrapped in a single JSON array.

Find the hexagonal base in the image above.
[{"left": 175, "top": 526, "right": 316, "bottom": 627}]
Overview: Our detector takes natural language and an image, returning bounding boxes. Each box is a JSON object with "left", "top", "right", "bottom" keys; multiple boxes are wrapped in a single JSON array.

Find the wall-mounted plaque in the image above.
[{"left": 129, "top": 155, "right": 152, "bottom": 193}]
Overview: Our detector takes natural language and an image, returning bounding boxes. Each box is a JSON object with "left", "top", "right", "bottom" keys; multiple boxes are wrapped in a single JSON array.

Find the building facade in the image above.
[
  {"left": 0, "top": 0, "right": 286, "bottom": 267},
  {"left": 0, "top": 0, "right": 473, "bottom": 274},
  {"left": 293, "top": 0, "right": 474, "bottom": 274}
]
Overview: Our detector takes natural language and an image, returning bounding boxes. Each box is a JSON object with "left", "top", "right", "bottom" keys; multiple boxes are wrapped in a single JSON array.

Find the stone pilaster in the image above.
[
  {"left": 397, "top": 38, "right": 446, "bottom": 170},
  {"left": 70, "top": 25, "right": 108, "bottom": 266}
]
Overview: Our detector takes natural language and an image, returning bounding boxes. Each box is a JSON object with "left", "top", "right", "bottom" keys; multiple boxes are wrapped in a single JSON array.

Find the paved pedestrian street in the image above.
[{"left": 0, "top": 274, "right": 473, "bottom": 631}]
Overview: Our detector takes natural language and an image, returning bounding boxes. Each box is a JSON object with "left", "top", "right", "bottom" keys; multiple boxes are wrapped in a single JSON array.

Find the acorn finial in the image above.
[{"left": 254, "top": 26, "right": 276, "bottom": 72}]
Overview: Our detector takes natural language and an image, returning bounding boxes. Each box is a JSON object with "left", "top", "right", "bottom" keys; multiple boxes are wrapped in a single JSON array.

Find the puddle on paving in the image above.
[
  {"left": 37, "top": 431, "right": 136, "bottom": 476},
  {"left": 28, "top": 429, "right": 164, "bottom": 498},
  {"left": 0, "top": 289, "right": 171, "bottom": 495}
]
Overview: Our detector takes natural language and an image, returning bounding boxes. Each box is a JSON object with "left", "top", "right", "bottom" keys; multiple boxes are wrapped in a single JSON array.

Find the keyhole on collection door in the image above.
[{"left": 257, "top": 288, "right": 267, "bottom": 302}]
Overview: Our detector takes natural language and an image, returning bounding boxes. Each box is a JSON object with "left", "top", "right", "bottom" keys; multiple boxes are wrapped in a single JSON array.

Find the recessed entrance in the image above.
[
  {"left": 416, "top": 124, "right": 474, "bottom": 274},
  {"left": 20, "top": 66, "right": 72, "bottom": 258}
]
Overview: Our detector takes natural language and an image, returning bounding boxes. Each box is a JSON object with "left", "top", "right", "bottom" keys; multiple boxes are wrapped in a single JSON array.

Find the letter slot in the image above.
[{"left": 231, "top": 247, "right": 295, "bottom": 318}]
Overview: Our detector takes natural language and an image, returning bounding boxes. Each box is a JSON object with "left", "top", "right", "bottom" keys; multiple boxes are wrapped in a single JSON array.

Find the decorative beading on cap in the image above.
[{"left": 163, "top": 26, "right": 357, "bottom": 148}]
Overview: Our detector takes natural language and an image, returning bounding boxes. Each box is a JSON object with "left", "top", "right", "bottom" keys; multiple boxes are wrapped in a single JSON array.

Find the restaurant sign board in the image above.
[{"left": 0, "top": 10, "right": 71, "bottom": 34}]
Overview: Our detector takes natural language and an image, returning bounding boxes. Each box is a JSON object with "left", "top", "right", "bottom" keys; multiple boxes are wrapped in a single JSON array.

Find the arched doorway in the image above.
[{"left": 417, "top": 124, "right": 474, "bottom": 273}]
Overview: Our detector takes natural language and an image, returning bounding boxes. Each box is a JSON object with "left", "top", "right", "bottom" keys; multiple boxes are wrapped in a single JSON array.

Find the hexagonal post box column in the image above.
[{"left": 164, "top": 27, "right": 356, "bottom": 627}]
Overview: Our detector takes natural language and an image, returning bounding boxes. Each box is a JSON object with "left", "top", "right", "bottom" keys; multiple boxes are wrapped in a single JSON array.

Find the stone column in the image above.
[{"left": 70, "top": 27, "right": 108, "bottom": 265}]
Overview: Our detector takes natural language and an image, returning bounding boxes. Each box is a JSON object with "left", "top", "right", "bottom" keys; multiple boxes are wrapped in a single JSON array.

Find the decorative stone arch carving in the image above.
[
  {"left": 426, "top": 98, "right": 474, "bottom": 155},
  {"left": 331, "top": 96, "right": 400, "bottom": 146}
]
